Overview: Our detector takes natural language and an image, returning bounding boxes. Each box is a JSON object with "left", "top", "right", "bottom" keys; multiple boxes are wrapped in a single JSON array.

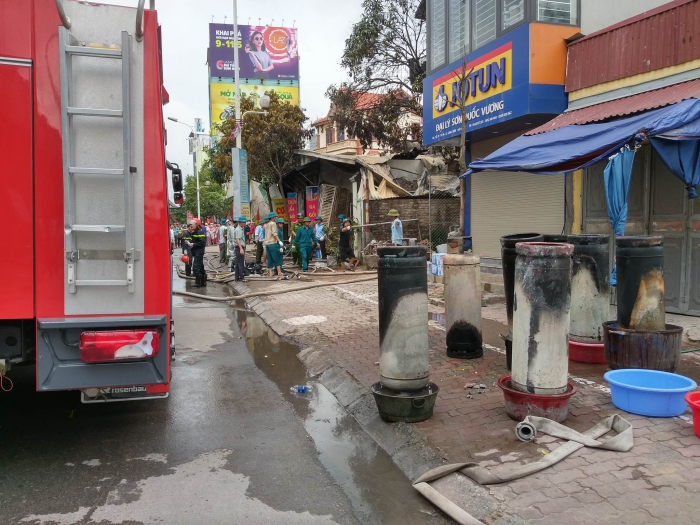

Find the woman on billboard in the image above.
[{"left": 245, "top": 31, "right": 274, "bottom": 78}]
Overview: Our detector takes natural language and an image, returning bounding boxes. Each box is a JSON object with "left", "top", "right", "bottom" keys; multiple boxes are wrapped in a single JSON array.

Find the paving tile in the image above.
[{"left": 533, "top": 496, "right": 583, "bottom": 515}]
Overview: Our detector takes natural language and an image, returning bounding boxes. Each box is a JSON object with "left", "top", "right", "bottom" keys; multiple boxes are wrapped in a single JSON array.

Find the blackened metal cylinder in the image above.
[
  {"left": 543, "top": 234, "right": 569, "bottom": 243},
  {"left": 501, "top": 233, "right": 544, "bottom": 337},
  {"left": 568, "top": 234, "right": 610, "bottom": 343},
  {"left": 444, "top": 253, "right": 483, "bottom": 359},
  {"left": 377, "top": 246, "right": 429, "bottom": 391},
  {"left": 616, "top": 236, "right": 665, "bottom": 331},
  {"left": 512, "top": 242, "right": 574, "bottom": 395}
]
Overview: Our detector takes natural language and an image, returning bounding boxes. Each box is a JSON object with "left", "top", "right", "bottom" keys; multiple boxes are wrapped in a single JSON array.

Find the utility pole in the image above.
[{"left": 233, "top": 0, "right": 241, "bottom": 149}]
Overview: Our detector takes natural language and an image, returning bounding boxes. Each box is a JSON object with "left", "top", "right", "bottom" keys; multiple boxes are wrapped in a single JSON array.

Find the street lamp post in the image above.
[{"left": 167, "top": 117, "right": 204, "bottom": 219}]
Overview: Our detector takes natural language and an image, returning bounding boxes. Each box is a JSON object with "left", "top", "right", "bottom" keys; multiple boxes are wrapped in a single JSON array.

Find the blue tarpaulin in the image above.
[
  {"left": 650, "top": 137, "right": 700, "bottom": 199},
  {"left": 465, "top": 98, "right": 700, "bottom": 176},
  {"left": 604, "top": 147, "right": 636, "bottom": 286}
]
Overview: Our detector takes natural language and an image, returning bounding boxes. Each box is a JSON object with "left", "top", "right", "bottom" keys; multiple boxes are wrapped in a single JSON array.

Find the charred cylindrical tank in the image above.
[
  {"left": 616, "top": 236, "right": 665, "bottom": 331},
  {"left": 444, "top": 252, "right": 482, "bottom": 359},
  {"left": 377, "top": 246, "right": 429, "bottom": 391},
  {"left": 500, "top": 233, "right": 544, "bottom": 338},
  {"left": 512, "top": 242, "right": 573, "bottom": 395},
  {"left": 568, "top": 234, "right": 610, "bottom": 343}
]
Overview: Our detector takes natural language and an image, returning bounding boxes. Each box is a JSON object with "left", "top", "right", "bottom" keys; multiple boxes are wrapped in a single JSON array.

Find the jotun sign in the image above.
[{"left": 423, "top": 23, "right": 572, "bottom": 146}]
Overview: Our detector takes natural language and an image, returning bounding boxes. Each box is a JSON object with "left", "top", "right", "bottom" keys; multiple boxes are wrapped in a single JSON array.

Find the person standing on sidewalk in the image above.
[
  {"left": 389, "top": 209, "right": 404, "bottom": 246},
  {"left": 233, "top": 216, "right": 247, "bottom": 282},
  {"left": 314, "top": 217, "right": 327, "bottom": 259},
  {"left": 294, "top": 217, "right": 317, "bottom": 273},
  {"left": 254, "top": 219, "right": 265, "bottom": 265},
  {"left": 338, "top": 218, "right": 359, "bottom": 272},
  {"left": 226, "top": 218, "right": 237, "bottom": 271},
  {"left": 217, "top": 220, "right": 227, "bottom": 263},
  {"left": 263, "top": 213, "right": 283, "bottom": 277}
]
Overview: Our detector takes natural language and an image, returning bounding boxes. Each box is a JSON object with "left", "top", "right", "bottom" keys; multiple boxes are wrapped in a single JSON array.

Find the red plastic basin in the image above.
[
  {"left": 569, "top": 340, "right": 606, "bottom": 364},
  {"left": 685, "top": 391, "right": 700, "bottom": 438},
  {"left": 498, "top": 375, "right": 577, "bottom": 423}
]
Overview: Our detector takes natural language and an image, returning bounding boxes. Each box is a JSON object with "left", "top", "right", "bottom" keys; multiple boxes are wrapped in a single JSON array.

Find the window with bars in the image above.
[
  {"left": 537, "top": 0, "right": 578, "bottom": 25},
  {"left": 325, "top": 127, "right": 333, "bottom": 145},
  {"left": 501, "top": 0, "right": 525, "bottom": 29},
  {"left": 430, "top": 0, "right": 447, "bottom": 70},
  {"left": 448, "top": 0, "right": 470, "bottom": 62},
  {"left": 473, "top": 0, "right": 497, "bottom": 50}
]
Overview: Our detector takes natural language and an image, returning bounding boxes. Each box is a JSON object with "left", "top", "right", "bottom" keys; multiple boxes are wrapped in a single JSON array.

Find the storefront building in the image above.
[
  {"left": 467, "top": 0, "right": 700, "bottom": 315},
  {"left": 420, "top": 0, "right": 674, "bottom": 260},
  {"left": 422, "top": 0, "right": 580, "bottom": 259},
  {"left": 568, "top": 0, "right": 700, "bottom": 315}
]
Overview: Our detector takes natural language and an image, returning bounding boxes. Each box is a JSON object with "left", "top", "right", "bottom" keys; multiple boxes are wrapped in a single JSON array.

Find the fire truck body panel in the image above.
[
  {"left": 2, "top": 62, "right": 34, "bottom": 321},
  {"left": 1, "top": 0, "right": 172, "bottom": 398}
]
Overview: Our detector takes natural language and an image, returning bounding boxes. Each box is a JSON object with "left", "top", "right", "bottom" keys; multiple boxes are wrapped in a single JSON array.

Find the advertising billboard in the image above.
[
  {"left": 210, "top": 82, "right": 299, "bottom": 126},
  {"left": 210, "top": 23, "right": 299, "bottom": 81}
]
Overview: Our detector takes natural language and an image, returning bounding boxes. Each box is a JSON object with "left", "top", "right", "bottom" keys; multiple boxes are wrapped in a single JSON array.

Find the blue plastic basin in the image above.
[{"left": 604, "top": 369, "right": 697, "bottom": 417}]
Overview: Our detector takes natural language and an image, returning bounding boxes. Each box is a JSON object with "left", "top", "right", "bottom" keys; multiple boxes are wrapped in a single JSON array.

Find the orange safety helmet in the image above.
[{"left": 180, "top": 254, "right": 190, "bottom": 265}]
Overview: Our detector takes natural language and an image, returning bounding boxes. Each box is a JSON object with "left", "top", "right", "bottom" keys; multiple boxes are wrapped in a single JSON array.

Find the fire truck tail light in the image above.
[{"left": 79, "top": 330, "right": 159, "bottom": 363}]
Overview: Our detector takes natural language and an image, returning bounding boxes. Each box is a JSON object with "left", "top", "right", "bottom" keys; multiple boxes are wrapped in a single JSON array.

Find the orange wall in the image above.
[{"left": 530, "top": 23, "right": 580, "bottom": 85}]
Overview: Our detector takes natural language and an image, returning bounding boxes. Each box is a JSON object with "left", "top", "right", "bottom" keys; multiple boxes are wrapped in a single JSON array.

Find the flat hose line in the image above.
[
  {"left": 413, "top": 415, "right": 633, "bottom": 525},
  {"left": 172, "top": 275, "right": 378, "bottom": 302}
]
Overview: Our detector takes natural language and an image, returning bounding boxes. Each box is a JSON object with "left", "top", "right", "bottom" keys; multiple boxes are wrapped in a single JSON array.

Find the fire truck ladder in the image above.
[{"left": 58, "top": 27, "right": 138, "bottom": 294}]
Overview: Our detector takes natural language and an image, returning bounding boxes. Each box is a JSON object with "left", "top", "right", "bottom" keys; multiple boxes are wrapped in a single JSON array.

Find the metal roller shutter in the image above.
[
  {"left": 471, "top": 171, "right": 565, "bottom": 258},
  {"left": 470, "top": 133, "right": 566, "bottom": 259}
]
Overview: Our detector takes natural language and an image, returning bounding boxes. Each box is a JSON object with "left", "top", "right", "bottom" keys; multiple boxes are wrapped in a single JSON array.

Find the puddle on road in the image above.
[{"left": 232, "top": 301, "right": 443, "bottom": 525}]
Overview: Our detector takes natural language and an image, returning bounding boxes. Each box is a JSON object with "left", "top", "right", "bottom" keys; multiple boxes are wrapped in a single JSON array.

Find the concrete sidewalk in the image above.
[{"left": 226, "top": 262, "right": 700, "bottom": 524}]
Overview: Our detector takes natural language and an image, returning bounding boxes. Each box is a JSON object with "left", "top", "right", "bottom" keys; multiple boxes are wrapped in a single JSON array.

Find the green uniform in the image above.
[
  {"left": 290, "top": 222, "right": 303, "bottom": 266},
  {"left": 294, "top": 225, "right": 317, "bottom": 272}
]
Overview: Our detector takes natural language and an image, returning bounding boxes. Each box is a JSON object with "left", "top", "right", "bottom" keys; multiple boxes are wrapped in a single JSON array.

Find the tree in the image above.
[
  {"left": 202, "top": 90, "right": 313, "bottom": 210},
  {"left": 325, "top": 0, "right": 425, "bottom": 151},
  {"left": 170, "top": 169, "right": 229, "bottom": 223},
  {"left": 443, "top": 61, "right": 474, "bottom": 235}
]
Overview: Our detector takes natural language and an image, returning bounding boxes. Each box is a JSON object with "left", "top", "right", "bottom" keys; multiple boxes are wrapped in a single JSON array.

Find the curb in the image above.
[
  {"left": 297, "top": 347, "right": 523, "bottom": 525},
  {"left": 229, "top": 281, "right": 296, "bottom": 337}
]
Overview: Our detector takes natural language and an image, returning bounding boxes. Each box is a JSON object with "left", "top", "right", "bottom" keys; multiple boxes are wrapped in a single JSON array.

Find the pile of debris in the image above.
[{"left": 363, "top": 240, "right": 392, "bottom": 256}]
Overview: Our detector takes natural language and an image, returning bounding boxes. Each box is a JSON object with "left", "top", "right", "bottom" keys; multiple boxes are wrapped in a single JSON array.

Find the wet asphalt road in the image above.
[{"left": 0, "top": 266, "right": 444, "bottom": 524}]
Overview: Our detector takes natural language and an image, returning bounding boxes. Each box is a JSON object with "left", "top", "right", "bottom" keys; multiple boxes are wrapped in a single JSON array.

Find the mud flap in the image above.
[{"left": 37, "top": 316, "right": 169, "bottom": 391}]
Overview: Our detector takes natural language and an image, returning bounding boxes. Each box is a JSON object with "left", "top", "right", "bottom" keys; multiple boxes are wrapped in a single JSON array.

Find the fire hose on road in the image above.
[
  {"left": 173, "top": 275, "right": 378, "bottom": 303},
  {"left": 413, "top": 415, "right": 633, "bottom": 525}
]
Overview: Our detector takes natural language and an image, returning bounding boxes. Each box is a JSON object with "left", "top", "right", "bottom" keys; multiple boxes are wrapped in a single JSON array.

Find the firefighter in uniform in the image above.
[
  {"left": 190, "top": 218, "right": 207, "bottom": 287},
  {"left": 181, "top": 220, "right": 195, "bottom": 276}
]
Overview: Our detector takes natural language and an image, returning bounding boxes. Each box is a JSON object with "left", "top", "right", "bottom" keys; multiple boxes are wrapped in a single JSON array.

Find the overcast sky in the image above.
[{"left": 109, "top": 0, "right": 364, "bottom": 177}]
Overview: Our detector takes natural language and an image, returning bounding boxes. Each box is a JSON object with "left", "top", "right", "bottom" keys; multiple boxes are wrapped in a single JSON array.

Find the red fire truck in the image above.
[{"left": 1, "top": 0, "right": 176, "bottom": 402}]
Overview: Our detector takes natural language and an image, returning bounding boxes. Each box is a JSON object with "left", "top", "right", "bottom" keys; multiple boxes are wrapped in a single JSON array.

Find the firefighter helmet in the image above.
[{"left": 180, "top": 254, "right": 190, "bottom": 265}]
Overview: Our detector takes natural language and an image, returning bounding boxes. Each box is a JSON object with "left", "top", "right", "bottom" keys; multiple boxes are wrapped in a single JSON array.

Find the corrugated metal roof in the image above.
[
  {"left": 566, "top": 0, "right": 700, "bottom": 93},
  {"left": 527, "top": 78, "right": 700, "bottom": 135}
]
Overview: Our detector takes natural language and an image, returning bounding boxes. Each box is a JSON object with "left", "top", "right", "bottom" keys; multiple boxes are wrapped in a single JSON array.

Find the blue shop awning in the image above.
[{"left": 465, "top": 98, "right": 700, "bottom": 176}]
